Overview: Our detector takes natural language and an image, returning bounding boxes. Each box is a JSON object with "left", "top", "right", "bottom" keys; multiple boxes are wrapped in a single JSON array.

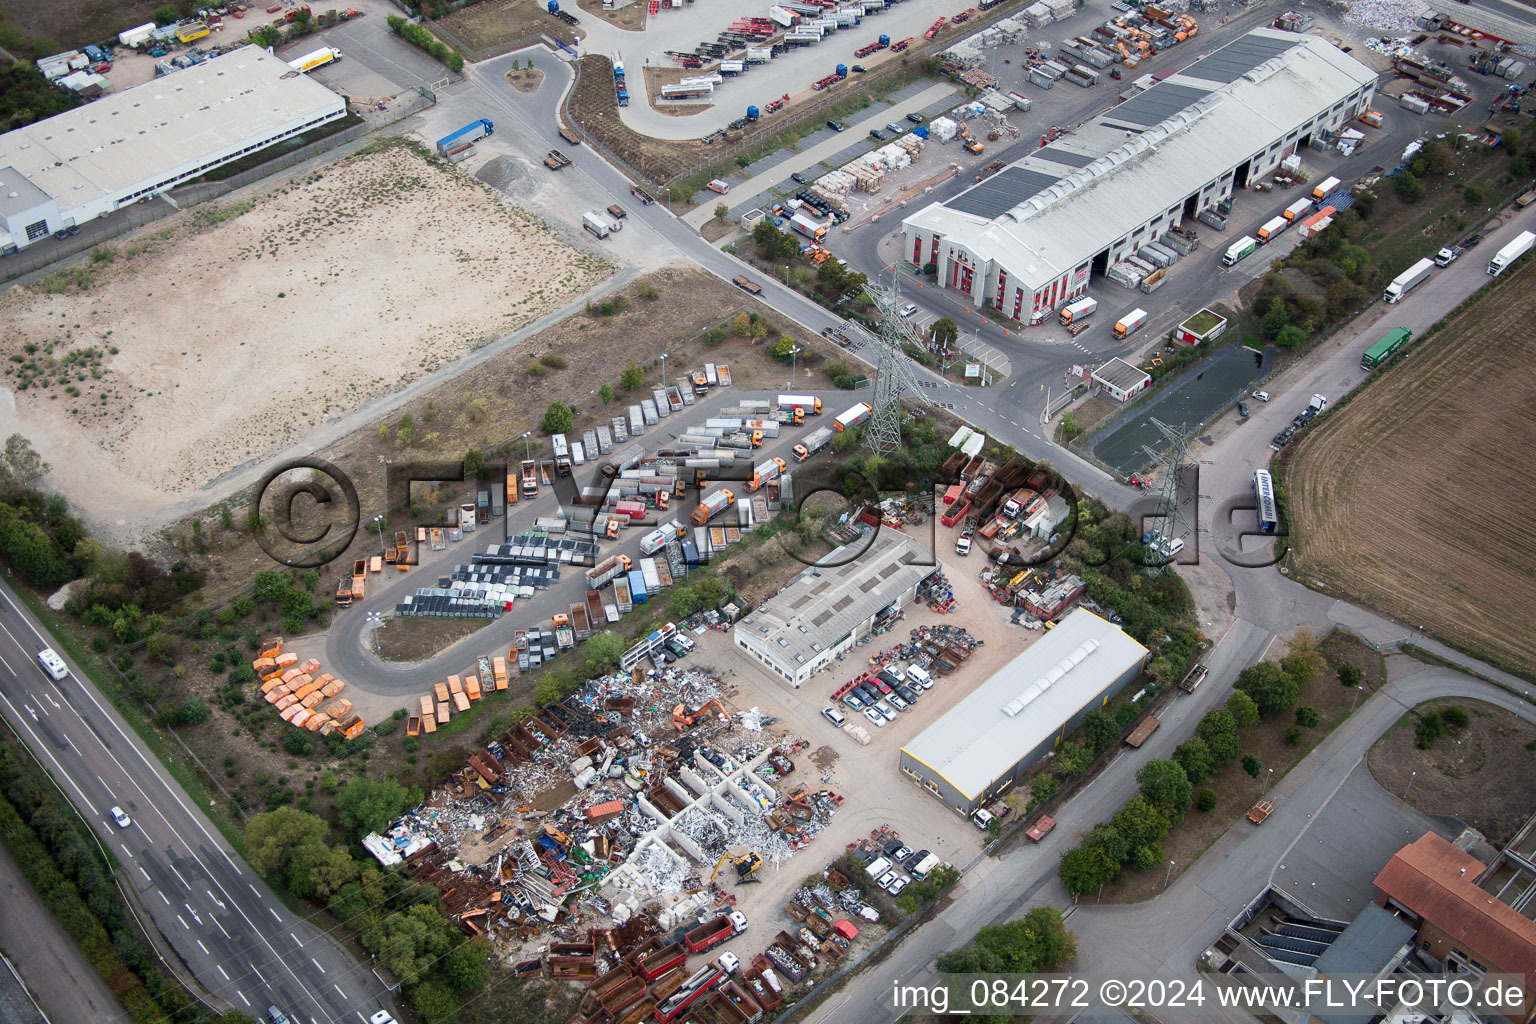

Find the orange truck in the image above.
[
  {"left": 335, "top": 577, "right": 353, "bottom": 606},
  {"left": 351, "top": 560, "right": 366, "bottom": 599}
]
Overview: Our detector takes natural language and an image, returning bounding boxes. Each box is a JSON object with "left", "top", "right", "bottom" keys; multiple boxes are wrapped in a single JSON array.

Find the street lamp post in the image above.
[
  {"left": 660, "top": 351, "right": 668, "bottom": 382},
  {"left": 783, "top": 265, "right": 790, "bottom": 286},
  {"left": 1262, "top": 767, "right": 1274, "bottom": 796},
  {"left": 372, "top": 514, "right": 386, "bottom": 558},
  {"left": 1164, "top": 860, "right": 1176, "bottom": 889},
  {"left": 790, "top": 345, "right": 802, "bottom": 387},
  {"left": 1350, "top": 684, "right": 1363, "bottom": 712},
  {"left": 1404, "top": 771, "right": 1417, "bottom": 801},
  {"left": 521, "top": 431, "right": 532, "bottom": 460}
]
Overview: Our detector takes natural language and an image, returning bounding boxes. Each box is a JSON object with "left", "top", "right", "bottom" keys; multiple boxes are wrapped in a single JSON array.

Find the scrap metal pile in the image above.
[{"left": 366, "top": 665, "right": 843, "bottom": 954}]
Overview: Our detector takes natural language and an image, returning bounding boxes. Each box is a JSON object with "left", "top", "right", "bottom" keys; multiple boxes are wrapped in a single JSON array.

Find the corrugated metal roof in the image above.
[
  {"left": 1103, "top": 82, "right": 1211, "bottom": 128},
  {"left": 900, "top": 609, "right": 1147, "bottom": 800},
  {"left": 1035, "top": 146, "right": 1097, "bottom": 168},
  {"left": 946, "top": 165, "right": 1063, "bottom": 219},
  {"left": 1178, "top": 32, "right": 1296, "bottom": 83}
]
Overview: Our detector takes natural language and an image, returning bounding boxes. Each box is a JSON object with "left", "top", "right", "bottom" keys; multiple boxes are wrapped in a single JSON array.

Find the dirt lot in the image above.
[
  {"left": 1368, "top": 697, "right": 1536, "bottom": 846},
  {"left": 0, "top": 0, "right": 159, "bottom": 50},
  {"left": 436, "top": 0, "right": 579, "bottom": 53},
  {"left": 573, "top": 0, "right": 647, "bottom": 31},
  {"left": 571, "top": 55, "right": 725, "bottom": 182},
  {"left": 1103, "top": 630, "right": 1384, "bottom": 902},
  {"left": 505, "top": 64, "right": 546, "bottom": 93},
  {"left": 377, "top": 615, "right": 494, "bottom": 661},
  {"left": 0, "top": 139, "right": 611, "bottom": 547},
  {"left": 1283, "top": 256, "right": 1536, "bottom": 681}
]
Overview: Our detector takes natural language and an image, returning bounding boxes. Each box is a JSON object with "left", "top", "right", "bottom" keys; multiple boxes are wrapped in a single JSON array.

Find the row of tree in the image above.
[{"left": 1057, "top": 636, "right": 1327, "bottom": 894}]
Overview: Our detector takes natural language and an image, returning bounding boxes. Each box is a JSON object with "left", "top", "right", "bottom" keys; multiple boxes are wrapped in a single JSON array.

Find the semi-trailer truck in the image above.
[
  {"left": 1383, "top": 257, "right": 1434, "bottom": 303},
  {"left": 789, "top": 212, "right": 827, "bottom": 241},
  {"left": 1310, "top": 175, "right": 1340, "bottom": 200},
  {"left": 1221, "top": 236, "right": 1257, "bottom": 267},
  {"left": 745, "top": 457, "right": 787, "bottom": 491},
  {"left": 793, "top": 427, "right": 834, "bottom": 461},
  {"left": 586, "top": 554, "right": 633, "bottom": 588},
  {"left": 692, "top": 489, "right": 736, "bottom": 524},
  {"left": 1256, "top": 216, "right": 1288, "bottom": 243},
  {"left": 436, "top": 118, "right": 493, "bottom": 157},
  {"left": 1488, "top": 229, "right": 1535, "bottom": 276},
  {"left": 1059, "top": 297, "right": 1096, "bottom": 325},
  {"left": 288, "top": 46, "right": 342, "bottom": 73},
  {"left": 834, "top": 402, "right": 873, "bottom": 431},
  {"left": 778, "top": 394, "right": 822, "bottom": 415},
  {"left": 1111, "top": 308, "right": 1148, "bottom": 339}
]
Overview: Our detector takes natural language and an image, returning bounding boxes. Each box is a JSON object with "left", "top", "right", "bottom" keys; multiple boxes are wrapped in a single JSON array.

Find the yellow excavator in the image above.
[{"left": 709, "top": 851, "right": 764, "bottom": 885}]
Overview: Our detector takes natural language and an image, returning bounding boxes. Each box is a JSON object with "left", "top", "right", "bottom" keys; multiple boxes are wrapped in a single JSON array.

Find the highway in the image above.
[{"left": 0, "top": 584, "right": 399, "bottom": 1024}]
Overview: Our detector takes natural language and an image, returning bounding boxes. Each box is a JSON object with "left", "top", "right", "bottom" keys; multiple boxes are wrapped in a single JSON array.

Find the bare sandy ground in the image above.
[{"left": 0, "top": 140, "right": 612, "bottom": 540}]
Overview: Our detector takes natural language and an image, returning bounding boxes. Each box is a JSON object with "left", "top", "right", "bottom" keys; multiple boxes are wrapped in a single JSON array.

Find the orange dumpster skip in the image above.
[
  {"left": 434, "top": 682, "right": 450, "bottom": 702},
  {"left": 369, "top": 556, "right": 383, "bottom": 573},
  {"left": 306, "top": 713, "right": 331, "bottom": 732},
  {"left": 323, "top": 698, "right": 352, "bottom": 718},
  {"left": 274, "top": 652, "right": 298, "bottom": 669},
  {"left": 261, "top": 676, "right": 285, "bottom": 694},
  {"left": 253, "top": 657, "right": 276, "bottom": 675},
  {"left": 280, "top": 667, "right": 302, "bottom": 684},
  {"left": 419, "top": 695, "right": 433, "bottom": 718},
  {"left": 493, "top": 657, "right": 508, "bottom": 690},
  {"left": 320, "top": 678, "right": 345, "bottom": 698},
  {"left": 422, "top": 713, "right": 437, "bottom": 734},
  {"left": 448, "top": 675, "right": 463, "bottom": 695},
  {"left": 301, "top": 691, "right": 324, "bottom": 709},
  {"left": 342, "top": 719, "right": 365, "bottom": 740},
  {"left": 466, "top": 676, "right": 482, "bottom": 701},
  {"left": 407, "top": 716, "right": 421, "bottom": 737},
  {"left": 280, "top": 704, "right": 303, "bottom": 722},
  {"left": 258, "top": 637, "right": 284, "bottom": 659},
  {"left": 275, "top": 694, "right": 298, "bottom": 712},
  {"left": 437, "top": 701, "right": 450, "bottom": 724},
  {"left": 296, "top": 658, "right": 320, "bottom": 675},
  {"left": 291, "top": 709, "right": 313, "bottom": 729},
  {"left": 452, "top": 691, "right": 470, "bottom": 713}
]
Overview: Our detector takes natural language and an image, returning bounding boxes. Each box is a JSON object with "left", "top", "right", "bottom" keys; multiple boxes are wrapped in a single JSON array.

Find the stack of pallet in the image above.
[{"left": 252, "top": 639, "right": 365, "bottom": 739}]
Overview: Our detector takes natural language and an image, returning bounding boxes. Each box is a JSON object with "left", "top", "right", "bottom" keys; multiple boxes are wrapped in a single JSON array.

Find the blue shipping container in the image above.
[{"left": 627, "top": 568, "right": 648, "bottom": 603}]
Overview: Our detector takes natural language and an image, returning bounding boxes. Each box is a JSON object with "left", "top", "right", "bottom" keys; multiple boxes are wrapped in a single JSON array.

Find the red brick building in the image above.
[{"left": 1373, "top": 832, "right": 1536, "bottom": 1023}]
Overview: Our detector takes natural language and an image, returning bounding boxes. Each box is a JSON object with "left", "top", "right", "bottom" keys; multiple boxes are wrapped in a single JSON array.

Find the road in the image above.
[{"left": 0, "top": 586, "right": 399, "bottom": 1024}]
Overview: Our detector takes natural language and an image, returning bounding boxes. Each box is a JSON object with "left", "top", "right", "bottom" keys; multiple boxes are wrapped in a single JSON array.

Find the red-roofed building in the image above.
[{"left": 1373, "top": 832, "right": 1536, "bottom": 1023}]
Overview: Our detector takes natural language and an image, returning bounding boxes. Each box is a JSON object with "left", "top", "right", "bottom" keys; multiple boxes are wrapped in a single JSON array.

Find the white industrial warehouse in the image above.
[
  {"left": 734, "top": 529, "right": 933, "bottom": 688},
  {"left": 0, "top": 46, "right": 345, "bottom": 252},
  {"left": 899, "top": 608, "right": 1148, "bottom": 815},
  {"left": 901, "top": 28, "right": 1378, "bottom": 323}
]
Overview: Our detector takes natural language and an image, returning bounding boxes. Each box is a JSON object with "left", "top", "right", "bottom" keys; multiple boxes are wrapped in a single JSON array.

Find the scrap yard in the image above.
[{"left": 363, "top": 661, "right": 898, "bottom": 1007}]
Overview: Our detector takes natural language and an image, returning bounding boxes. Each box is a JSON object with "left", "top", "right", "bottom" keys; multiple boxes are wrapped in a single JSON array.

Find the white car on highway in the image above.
[{"left": 110, "top": 806, "right": 131, "bottom": 828}]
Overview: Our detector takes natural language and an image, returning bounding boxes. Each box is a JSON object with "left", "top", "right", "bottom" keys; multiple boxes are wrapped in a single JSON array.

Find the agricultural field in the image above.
[
  {"left": 0, "top": 138, "right": 612, "bottom": 547},
  {"left": 1283, "top": 257, "right": 1536, "bottom": 680},
  {"left": 0, "top": 0, "right": 160, "bottom": 52}
]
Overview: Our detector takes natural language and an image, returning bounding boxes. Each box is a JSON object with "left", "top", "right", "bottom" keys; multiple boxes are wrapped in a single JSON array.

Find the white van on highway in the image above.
[{"left": 37, "top": 648, "right": 67, "bottom": 681}]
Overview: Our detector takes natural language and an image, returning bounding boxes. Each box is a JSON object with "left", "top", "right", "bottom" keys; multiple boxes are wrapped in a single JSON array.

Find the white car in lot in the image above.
[
  {"left": 877, "top": 870, "right": 897, "bottom": 890},
  {"left": 1252, "top": 390, "right": 1269, "bottom": 402},
  {"left": 886, "top": 693, "right": 908, "bottom": 712},
  {"left": 875, "top": 701, "right": 898, "bottom": 722},
  {"left": 864, "top": 708, "right": 887, "bottom": 728},
  {"left": 110, "top": 806, "right": 131, "bottom": 828},
  {"left": 821, "top": 706, "right": 846, "bottom": 726},
  {"left": 886, "top": 874, "right": 909, "bottom": 896},
  {"left": 899, "top": 303, "right": 919, "bottom": 317}
]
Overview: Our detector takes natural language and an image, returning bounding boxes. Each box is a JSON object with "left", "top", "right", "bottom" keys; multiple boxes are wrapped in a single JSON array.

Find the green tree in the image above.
[
  {"left": 1173, "top": 737, "right": 1214, "bottom": 785},
  {"left": 180, "top": 697, "right": 209, "bottom": 726},
  {"left": 714, "top": 204, "right": 728, "bottom": 221},
  {"left": 1275, "top": 324, "right": 1308, "bottom": 350},
  {"left": 463, "top": 448, "right": 487, "bottom": 478},
  {"left": 1295, "top": 705, "right": 1319, "bottom": 728},
  {"left": 1058, "top": 844, "right": 1119, "bottom": 895},
  {"left": 1338, "top": 663, "right": 1363, "bottom": 688},
  {"left": 598, "top": 382, "right": 614, "bottom": 404},
  {"left": 154, "top": 4, "right": 180, "bottom": 24},
  {"left": 1055, "top": 741, "right": 1093, "bottom": 777},
  {"left": 1464, "top": 185, "right": 1485, "bottom": 206},
  {"left": 1260, "top": 301, "right": 1290, "bottom": 340},
  {"left": 1195, "top": 709, "right": 1241, "bottom": 767},
  {"left": 333, "top": 778, "right": 421, "bottom": 838},
  {"left": 1136, "top": 759, "right": 1192, "bottom": 813},
  {"left": 583, "top": 631, "right": 625, "bottom": 674},
  {"left": 1443, "top": 705, "right": 1469, "bottom": 729},
  {"left": 408, "top": 980, "right": 460, "bottom": 1024},
  {"left": 1394, "top": 170, "right": 1424, "bottom": 203},
  {"left": 1079, "top": 708, "right": 1121, "bottom": 754},
  {"left": 1195, "top": 788, "right": 1217, "bottom": 812},
  {"left": 250, "top": 24, "right": 283, "bottom": 48},
  {"left": 1225, "top": 690, "right": 1260, "bottom": 728},
  {"left": 1415, "top": 711, "right": 1446, "bottom": 748},
  {"left": 731, "top": 312, "right": 752, "bottom": 337},
  {"left": 1030, "top": 773, "right": 1060, "bottom": 804},
  {"left": 621, "top": 361, "right": 644, "bottom": 391},
  {"left": 929, "top": 317, "right": 959, "bottom": 351},
  {"left": 1130, "top": 843, "right": 1162, "bottom": 871},
  {"left": 540, "top": 401, "right": 574, "bottom": 435},
  {"left": 0, "top": 434, "right": 48, "bottom": 497},
  {"left": 1284, "top": 725, "right": 1303, "bottom": 746},
  {"left": 1113, "top": 793, "right": 1172, "bottom": 847},
  {"left": 443, "top": 938, "right": 492, "bottom": 991},
  {"left": 244, "top": 807, "right": 328, "bottom": 878},
  {"left": 1235, "top": 660, "right": 1301, "bottom": 717},
  {"left": 770, "top": 336, "right": 798, "bottom": 363},
  {"left": 1242, "top": 754, "right": 1262, "bottom": 777}
]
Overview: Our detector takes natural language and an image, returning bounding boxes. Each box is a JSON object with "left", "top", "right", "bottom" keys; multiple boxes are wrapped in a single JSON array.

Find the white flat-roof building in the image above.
[
  {"left": 1092, "top": 357, "right": 1153, "bottom": 403},
  {"left": 0, "top": 46, "right": 345, "bottom": 252},
  {"left": 899, "top": 608, "right": 1148, "bottom": 815},
  {"left": 901, "top": 29, "right": 1377, "bottom": 324},
  {"left": 734, "top": 528, "right": 933, "bottom": 688}
]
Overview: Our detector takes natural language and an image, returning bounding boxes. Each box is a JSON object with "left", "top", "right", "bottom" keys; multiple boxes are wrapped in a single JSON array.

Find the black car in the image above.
[
  {"left": 791, "top": 171, "right": 807, "bottom": 183},
  {"left": 869, "top": 128, "right": 886, "bottom": 141},
  {"left": 827, "top": 119, "right": 846, "bottom": 132},
  {"left": 1237, "top": 400, "right": 1249, "bottom": 418},
  {"left": 850, "top": 64, "right": 867, "bottom": 72},
  {"left": 1271, "top": 434, "right": 1290, "bottom": 449},
  {"left": 906, "top": 112, "right": 925, "bottom": 124}
]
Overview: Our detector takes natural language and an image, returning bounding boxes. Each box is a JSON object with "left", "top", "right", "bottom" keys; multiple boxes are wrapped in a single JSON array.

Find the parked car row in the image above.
[{"left": 858, "top": 839, "right": 940, "bottom": 898}]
